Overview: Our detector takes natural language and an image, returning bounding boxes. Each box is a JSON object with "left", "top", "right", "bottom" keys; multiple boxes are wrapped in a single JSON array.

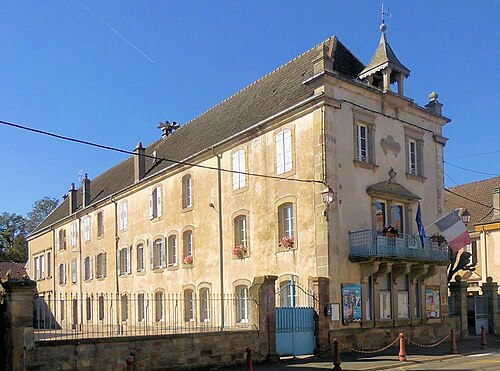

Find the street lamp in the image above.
[
  {"left": 322, "top": 185, "right": 336, "bottom": 219},
  {"left": 461, "top": 209, "right": 471, "bottom": 226}
]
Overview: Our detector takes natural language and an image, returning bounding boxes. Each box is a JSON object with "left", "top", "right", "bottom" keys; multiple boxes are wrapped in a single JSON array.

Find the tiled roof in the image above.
[
  {"left": 444, "top": 177, "right": 500, "bottom": 230},
  {"left": 0, "top": 261, "right": 28, "bottom": 280},
  {"left": 32, "top": 36, "right": 365, "bottom": 234}
]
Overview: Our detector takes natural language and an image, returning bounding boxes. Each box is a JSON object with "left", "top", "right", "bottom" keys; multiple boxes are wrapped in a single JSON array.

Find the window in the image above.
[
  {"left": 278, "top": 203, "right": 294, "bottom": 248},
  {"left": 83, "top": 216, "right": 91, "bottom": 242},
  {"left": 137, "top": 293, "right": 145, "bottom": 322},
  {"left": 167, "top": 235, "right": 178, "bottom": 267},
  {"left": 183, "top": 231, "right": 193, "bottom": 264},
  {"left": 151, "top": 238, "right": 165, "bottom": 269},
  {"left": 96, "top": 252, "right": 107, "bottom": 278},
  {"left": 118, "top": 247, "right": 131, "bottom": 275},
  {"left": 408, "top": 139, "right": 418, "bottom": 175},
  {"left": 182, "top": 175, "right": 193, "bottom": 209},
  {"left": 47, "top": 251, "right": 51, "bottom": 277},
  {"left": 393, "top": 204, "right": 404, "bottom": 234},
  {"left": 98, "top": 295, "right": 105, "bottom": 321},
  {"left": 279, "top": 280, "right": 297, "bottom": 307},
  {"left": 71, "top": 259, "right": 77, "bottom": 284},
  {"left": 86, "top": 297, "right": 92, "bottom": 321},
  {"left": 232, "top": 150, "right": 246, "bottom": 190},
  {"left": 97, "top": 211, "right": 104, "bottom": 237},
  {"left": 406, "top": 135, "right": 424, "bottom": 177},
  {"left": 34, "top": 255, "right": 45, "bottom": 280},
  {"left": 355, "top": 123, "right": 369, "bottom": 163},
  {"left": 375, "top": 201, "right": 387, "bottom": 231},
  {"left": 121, "top": 294, "right": 129, "bottom": 322},
  {"left": 184, "top": 289, "right": 195, "bottom": 322},
  {"left": 234, "top": 216, "right": 248, "bottom": 247},
  {"left": 58, "top": 263, "right": 66, "bottom": 285},
  {"left": 276, "top": 129, "right": 292, "bottom": 174},
  {"left": 58, "top": 229, "right": 66, "bottom": 250},
  {"left": 60, "top": 299, "right": 65, "bottom": 321},
  {"left": 200, "top": 288, "right": 211, "bottom": 322},
  {"left": 149, "top": 186, "right": 163, "bottom": 219},
  {"left": 235, "top": 285, "right": 249, "bottom": 323},
  {"left": 137, "top": 243, "right": 145, "bottom": 272},
  {"left": 119, "top": 201, "right": 128, "bottom": 231},
  {"left": 84, "top": 256, "right": 93, "bottom": 281},
  {"left": 155, "top": 291, "right": 164, "bottom": 322},
  {"left": 379, "top": 273, "right": 392, "bottom": 320},
  {"left": 397, "top": 275, "right": 409, "bottom": 319},
  {"left": 70, "top": 222, "right": 77, "bottom": 246}
]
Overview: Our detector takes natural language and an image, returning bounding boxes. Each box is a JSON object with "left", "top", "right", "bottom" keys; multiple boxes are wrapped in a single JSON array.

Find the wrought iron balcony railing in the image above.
[{"left": 349, "top": 229, "right": 449, "bottom": 264}]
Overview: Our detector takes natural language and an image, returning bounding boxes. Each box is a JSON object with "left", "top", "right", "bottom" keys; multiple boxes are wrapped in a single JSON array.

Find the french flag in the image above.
[{"left": 434, "top": 210, "right": 471, "bottom": 252}]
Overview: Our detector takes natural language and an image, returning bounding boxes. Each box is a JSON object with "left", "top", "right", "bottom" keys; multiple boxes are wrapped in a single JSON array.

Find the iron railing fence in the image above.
[
  {"left": 275, "top": 281, "right": 318, "bottom": 309},
  {"left": 349, "top": 230, "right": 449, "bottom": 263},
  {"left": 34, "top": 291, "right": 256, "bottom": 341}
]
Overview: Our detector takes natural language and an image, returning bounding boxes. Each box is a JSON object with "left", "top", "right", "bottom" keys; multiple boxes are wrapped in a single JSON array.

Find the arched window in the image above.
[
  {"left": 84, "top": 256, "right": 92, "bottom": 281},
  {"left": 136, "top": 243, "right": 145, "bottom": 271},
  {"left": 58, "top": 263, "right": 66, "bottom": 285},
  {"left": 86, "top": 296, "right": 92, "bottom": 321},
  {"left": 182, "top": 174, "right": 193, "bottom": 209},
  {"left": 199, "top": 287, "right": 211, "bottom": 322},
  {"left": 183, "top": 231, "right": 194, "bottom": 265},
  {"left": 152, "top": 238, "right": 165, "bottom": 269},
  {"left": 278, "top": 202, "right": 295, "bottom": 249},
  {"left": 167, "top": 235, "right": 178, "bottom": 267},
  {"left": 98, "top": 295, "right": 105, "bottom": 321},
  {"left": 121, "top": 294, "right": 129, "bottom": 322},
  {"left": 155, "top": 291, "right": 164, "bottom": 322},
  {"left": 184, "top": 289, "right": 195, "bottom": 322},
  {"left": 137, "top": 293, "right": 145, "bottom": 322},
  {"left": 235, "top": 285, "right": 249, "bottom": 323}
]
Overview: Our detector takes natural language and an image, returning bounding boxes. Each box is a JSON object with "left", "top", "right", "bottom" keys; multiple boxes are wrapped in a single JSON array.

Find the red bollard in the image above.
[
  {"left": 245, "top": 346, "right": 253, "bottom": 371},
  {"left": 450, "top": 329, "right": 458, "bottom": 354},
  {"left": 333, "top": 338, "right": 342, "bottom": 371},
  {"left": 398, "top": 333, "right": 407, "bottom": 362},
  {"left": 125, "top": 355, "right": 134, "bottom": 371},
  {"left": 481, "top": 326, "right": 488, "bottom": 349}
]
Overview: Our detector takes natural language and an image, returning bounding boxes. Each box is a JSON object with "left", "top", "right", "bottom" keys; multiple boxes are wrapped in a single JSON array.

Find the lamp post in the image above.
[
  {"left": 461, "top": 209, "right": 471, "bottom": 226},
  {"left": 321, "top": 185, "right": 336, "bottom": 219}
]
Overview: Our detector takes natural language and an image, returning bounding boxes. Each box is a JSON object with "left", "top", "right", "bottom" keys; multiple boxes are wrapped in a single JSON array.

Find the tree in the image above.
[
  {"left": 0, "top": 212, "right": 28, "bottom": 262},
  {"left": 447, "top": 248, "right": 475, "bottom": 283},
  {"left": 25, "top": 196, "right": 59, "bottom": 233}
]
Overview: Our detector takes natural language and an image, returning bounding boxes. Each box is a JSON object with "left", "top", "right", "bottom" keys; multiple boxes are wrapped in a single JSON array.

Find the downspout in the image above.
[
  {"left": 52, "top": 226, "right": 56, "bottom": 310},
  {"left": 213, "top": 148, "right": 225, "bottom": 330},
  {"left": 78, "top": 217, "right": 83, "bottom": 330},
  {"left": 483, "top": 226, "right": 489, "bottom": 279},
  {"left": 111, "top": 196, "right": 121, "bottom": 333}
]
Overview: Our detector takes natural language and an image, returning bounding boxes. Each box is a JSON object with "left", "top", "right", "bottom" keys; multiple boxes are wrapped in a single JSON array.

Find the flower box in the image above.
[
  {"left": 233, "top": 245, "right": 248, "bottom": 259},
  {"left": 381, "top": 225, "right": 399, "bottom": 237},
  {"left": 183, "top": 255, "right": 193, "bottom": 265},
  {"left": 280, "top": 235, "right": 295, "bottom": 249}
]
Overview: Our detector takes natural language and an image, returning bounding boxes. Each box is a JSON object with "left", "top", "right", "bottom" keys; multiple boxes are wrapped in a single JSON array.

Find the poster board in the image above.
[
  {"left": 341, "top": 283, "right": 362, "bottom": 324},
  {"left": 425, "top": 286, "right": 440, "bottom": 319}
]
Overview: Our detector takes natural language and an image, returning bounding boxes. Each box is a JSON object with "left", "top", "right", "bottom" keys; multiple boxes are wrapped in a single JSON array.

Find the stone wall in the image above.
[{"left": 25, "top": 331, "right": 258, "bottom": 370}]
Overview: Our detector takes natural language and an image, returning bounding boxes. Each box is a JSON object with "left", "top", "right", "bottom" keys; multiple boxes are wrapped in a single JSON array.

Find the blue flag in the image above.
[{"left": 415, "top": 202, "right": 426, "bottom": 246}]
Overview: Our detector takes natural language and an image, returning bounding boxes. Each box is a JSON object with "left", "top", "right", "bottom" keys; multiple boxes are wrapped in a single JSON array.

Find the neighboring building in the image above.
[
  {"left": 27, "top": 23, "right": 452, "bottom": 346},
  {"left": 445, "top": 177, "right": 500, "bottom": 293}
]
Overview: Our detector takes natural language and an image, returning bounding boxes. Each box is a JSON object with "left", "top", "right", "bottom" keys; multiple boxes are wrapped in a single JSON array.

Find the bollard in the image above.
[
  {"left": 333, "top": 338, "right": 342, "bottom": 371},
  {"left": 245, "top": 346, "right": 253, "bottom": 371},
  {"left": 450, "top": 329, "right": 458, "bottom": 354},
  {"left": 398, "top": 333, "right": 407, "bottom": 362},
  {"left": 125, "top": 355, "right": 134, "bottom": 371},
  {"left": 481, "top": 326, "right": 488, "bottom": 349}
]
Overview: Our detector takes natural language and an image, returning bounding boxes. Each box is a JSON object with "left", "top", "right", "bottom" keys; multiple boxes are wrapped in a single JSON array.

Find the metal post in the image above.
[
  {"left": 450, "top": 329, "right": 458, "bottom": 354},
  {"left": 481, "top": 325, "right": 488, "bottom": 349},
  {"left": 246, "top": 346, "right": 253, "bottom": 371},
  {"left": 333, "top": 338, "right": 342, "bottom": 371},
  {"left": 398, "top": 333, "right": 407, "bottom": 362}
]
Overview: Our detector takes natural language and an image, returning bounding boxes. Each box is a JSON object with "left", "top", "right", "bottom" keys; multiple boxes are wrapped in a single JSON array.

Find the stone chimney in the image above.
[
  {"left": 134, "top": 142, "right": 146, "bottom": 182},
  {"left": 494, "top": 187, "right": 500, "bottom": 220},
  {"left": 82, "top": 174, "right": 91, "bottom": 208},
  {"left": 425, "top": 92, "right": 443, "bottom": 116},
  {"left": 68, "top": 183, "right": 77, "bottom": 214}
]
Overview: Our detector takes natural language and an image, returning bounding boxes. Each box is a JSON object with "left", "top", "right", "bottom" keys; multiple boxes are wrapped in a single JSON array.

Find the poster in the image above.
[
  {"left": 425, "top": 286, "right": 440, "bottom": 319},
  {"left": 341, "top": 283, "right": 362, "bottom": 324}
]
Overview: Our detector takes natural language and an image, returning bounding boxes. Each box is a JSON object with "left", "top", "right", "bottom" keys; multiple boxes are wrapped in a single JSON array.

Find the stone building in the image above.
[
  {"left": 445, "top": 177, "right": 500, "bottom": 293},
  {"left": 27, "top": 23, "right": 452, "bottom": 349}
]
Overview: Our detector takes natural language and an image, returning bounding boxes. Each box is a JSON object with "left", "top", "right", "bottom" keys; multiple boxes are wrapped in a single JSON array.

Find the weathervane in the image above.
[
  {"left": 381, "top": 2, "right": 391, "bottom": 32},
  {"left": 158, "top": 120, "right": 180, "bottom": 138}
]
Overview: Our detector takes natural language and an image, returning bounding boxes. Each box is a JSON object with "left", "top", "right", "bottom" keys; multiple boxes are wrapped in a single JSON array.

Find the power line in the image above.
[
  {"left": 447, "top": 150, "right": 500, "bottom": 160},
  {"left": 0, "top": 119, "right": 323, "bottom": 185},
  {"left": 445, "top": 187, "right": 499, "bottom": 212},
  {"left": 444, "top": 161, "right": 500, "bottom": 177}
]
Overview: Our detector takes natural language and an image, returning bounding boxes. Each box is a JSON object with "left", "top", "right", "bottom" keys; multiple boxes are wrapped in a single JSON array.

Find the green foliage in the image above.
[{"left": 25, "top": 196, "right": 59, "bottom": 233}]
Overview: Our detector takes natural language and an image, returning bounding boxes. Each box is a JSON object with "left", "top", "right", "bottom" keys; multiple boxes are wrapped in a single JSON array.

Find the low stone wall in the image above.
[
  {"left": 331, "top": 322, "right": 449, "bottom": 352},
  {"left": 25, "top": 330, "right": 258, "bottom": 370}
]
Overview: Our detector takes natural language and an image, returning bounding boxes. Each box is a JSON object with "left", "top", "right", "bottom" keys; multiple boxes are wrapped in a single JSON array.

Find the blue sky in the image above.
[{"left": 0, "top": 1, "right": 498, "bottom": 216}]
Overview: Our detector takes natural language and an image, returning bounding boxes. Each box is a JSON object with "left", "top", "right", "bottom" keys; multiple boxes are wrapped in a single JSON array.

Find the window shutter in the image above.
[
  {"left": 63, "top": 264, "right": 66, "bottom": 284},
  {"left": 63, "top": 230, "right": 67, "bottom": 248},
  {"left": 119, "top": 203, "right": 123, "bottom": 230},
  {"left": 276, "top": 132, "right": 284, "bottom": 174},
  {"left": 89, "top": 256, "right": 93, "bottom": 280},
  {"left": 239, "top": 151, "right": 246, "bottom": 187},
  {"left": 117, "top": 249, "right": 121, "bottom": 275},
  {"left": 149, "top": 191, "right": 154, "bottom": 220},
  {"left": 157, "top": 187, "right": 162, "bottom": 217},
  {"left": 284, "top": 130, "right": 292, "bottom": 172},
  {"left": 162, "top": 238, "right": 167, "bottom": 268},
  {"left": 150, "top": 240, "right": 154, "bottom": 270},
  {"left": 123, "top": 202, "right": 128, "bottom": 229},
  {"left": 103, "top": 253, "right": 107, "bottom": 278},
  {"left": 232, "top": 152, "right": 239, "bottom": 189}
]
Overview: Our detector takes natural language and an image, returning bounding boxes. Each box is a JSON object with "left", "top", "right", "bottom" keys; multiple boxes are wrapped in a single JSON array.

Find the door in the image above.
[
  {"left": 474, "top": 296, "right": 489, "bottom": 335},
  {"left": 276, "top": 307, "right": 315, "bottom": 356}
]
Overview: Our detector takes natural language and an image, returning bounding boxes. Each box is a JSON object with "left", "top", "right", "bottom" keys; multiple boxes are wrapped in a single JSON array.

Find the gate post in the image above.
[
  {"left": 480, "top": 276, "right": 499, "bottom": 335},
  {"left": 2, "top": 278, "right": 36, "bottom": 371},
  {"left": 448, "top": 275, "right": 469, "bottom": 339},
  {"left": 250, "top": 275, "right": 278, "bottom": 361},
  {"left": 311, "top": 277, "right": 330, "bottom": 354}
]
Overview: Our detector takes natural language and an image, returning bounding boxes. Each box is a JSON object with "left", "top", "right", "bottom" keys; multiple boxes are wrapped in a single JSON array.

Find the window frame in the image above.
[
  {"left": 155, "top": 291, "right": 164, "bottom": 322},
  {"left": 182, "top": 174, "right": 193, "bottom": 209},
  {"left": 167, "top": 234, "right": 178, "bottom": 268},
  {"left": 182, "top": 229, "right": 194, "bottom": 266},
  {"left": 275, "top": 128, "right": 293, "bottom": 175},
  {"left": 118, "top": 246, "right": 131, "bottom": 276},
  {"left": 95, "top": 252, "right": 107, "bottom": 279},
  {"left": 277, "top": 201, "right": 296, "bottom": 250},
  {"left": 232, "top": 149, "right": 247, "bottom": 191},
  {"left": 70, "top": 222, "right": 77, "bottom": 247},
  {"left": 136, "top": 243, "right": 145, "bottom": 272},
  {"left": 58, "top": 263, "right": 66, "bottom": 285},
  {"left": 149, "top": 186, "right": 163, "bottom": 220},
  {"left": 83, "top": 216, "right": 91, "bottom": 242},
  {"left": 97, "top": 211, "right": 104, "bottom": 237},
  {"left": 83, "top": 255, "right": 93, "bottom": 281},
  {"left": 70, "top": 259, "right": 77, "bottom": 284},
  {"left": 151, "top": 237, "right": 165, "bottom": 270},
  {"left": 119, "top": 201, "right": 128, "bottom": 231}
]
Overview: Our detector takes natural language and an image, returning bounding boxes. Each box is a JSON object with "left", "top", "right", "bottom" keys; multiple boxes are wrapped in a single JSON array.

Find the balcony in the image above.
[{"left": 349, "top": 229, "right": 449, "bottom": 264}]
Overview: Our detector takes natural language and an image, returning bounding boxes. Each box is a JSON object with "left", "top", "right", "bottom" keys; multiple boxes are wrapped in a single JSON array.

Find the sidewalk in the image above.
[{"left": 223, "top": 335, "right": 500, "bottom": 370}]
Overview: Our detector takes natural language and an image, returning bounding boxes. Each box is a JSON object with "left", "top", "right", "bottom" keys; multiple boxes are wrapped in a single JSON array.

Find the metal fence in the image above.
[{"left": 34, "top": 291, "right": 256, "bottom": 341}]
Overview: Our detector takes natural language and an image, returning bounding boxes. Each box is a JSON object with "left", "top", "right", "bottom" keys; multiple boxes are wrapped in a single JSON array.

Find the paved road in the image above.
[{"left": 388, "top": 350, "right": 500, "bottom": 370}]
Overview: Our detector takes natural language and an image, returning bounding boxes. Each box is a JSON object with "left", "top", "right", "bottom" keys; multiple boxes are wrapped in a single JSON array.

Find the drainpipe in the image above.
[
  {"left": 213, "top": 149, "right": 225, "bottom": 330},
  {"left": 78, "top": 216, "right": 83, "bottom": 330},
  {"left": 52, "top": 226, "right": 56, "bottom": 311},
  {"left": 111, "top": 197, "right": 120, "bottom": 332}
]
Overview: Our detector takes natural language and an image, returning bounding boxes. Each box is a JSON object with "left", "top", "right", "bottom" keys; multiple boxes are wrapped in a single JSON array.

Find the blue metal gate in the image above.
[{"left": 275, "top": 279, "right": 316, "bottom": 356}]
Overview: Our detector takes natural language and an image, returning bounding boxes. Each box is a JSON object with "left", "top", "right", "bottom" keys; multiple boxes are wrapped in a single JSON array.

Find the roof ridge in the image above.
[
  {"left": 181, "top": 38, "right": 329, "bottom": 128},
  {"left": 447, "top": 176, "right": 500, "bottom": 190}
]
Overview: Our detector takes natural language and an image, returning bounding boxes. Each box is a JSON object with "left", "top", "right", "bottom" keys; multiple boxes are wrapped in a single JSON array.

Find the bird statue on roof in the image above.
[{"left": 158, "top": 121, "right": 180, "bottom": 138}]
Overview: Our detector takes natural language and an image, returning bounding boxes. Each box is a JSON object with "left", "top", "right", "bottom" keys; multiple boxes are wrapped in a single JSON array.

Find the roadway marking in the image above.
[{"left": 467, "top": 353, "right": 492, "bottom": 357}]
